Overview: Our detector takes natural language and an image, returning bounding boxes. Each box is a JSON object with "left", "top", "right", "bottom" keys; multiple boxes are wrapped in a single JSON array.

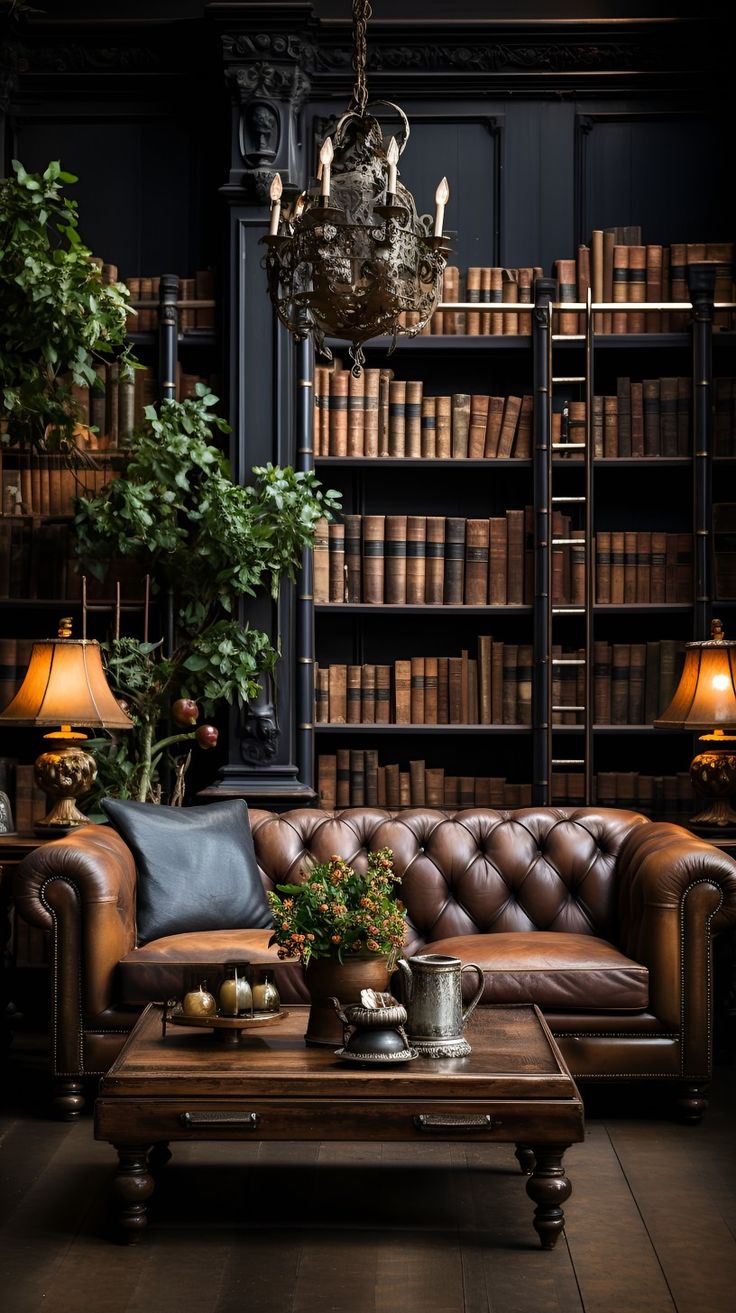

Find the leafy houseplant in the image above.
[
  {"left": 267, "top": 849, "right": 407, "bottom": 967},
  {"left": 74, "top": 386, "right": 341, "bottom": 804},
  {"left": 0, "top": 160, "right": 134, "bottom": 452}
]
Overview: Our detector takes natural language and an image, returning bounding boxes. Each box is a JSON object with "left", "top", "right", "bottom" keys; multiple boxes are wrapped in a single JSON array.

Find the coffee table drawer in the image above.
[{"left": 95, "top": 1097, "right": 583, "bottom": 1144}]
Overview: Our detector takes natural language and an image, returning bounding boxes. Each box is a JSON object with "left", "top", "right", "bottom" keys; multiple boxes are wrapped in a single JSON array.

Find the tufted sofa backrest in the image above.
[{"left": 249, "top": 806, "right": 650, "bottom": 952}]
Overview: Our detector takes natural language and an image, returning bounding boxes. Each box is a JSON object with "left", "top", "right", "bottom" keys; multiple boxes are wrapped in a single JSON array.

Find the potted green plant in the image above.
[
  {"left": 74, "top": 385, "right": 341, "bottom": 803},
  {"left": 0, "top": 159, "right": 134, "bottom": 451}
]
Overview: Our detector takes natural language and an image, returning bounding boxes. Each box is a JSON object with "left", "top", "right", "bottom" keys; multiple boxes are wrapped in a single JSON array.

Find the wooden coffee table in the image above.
[{"left": 95, "top": 1002, "right": 584, "bottom": 1247}]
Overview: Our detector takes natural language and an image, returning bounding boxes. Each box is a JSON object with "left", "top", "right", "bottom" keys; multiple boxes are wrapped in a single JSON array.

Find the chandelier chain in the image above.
[{"left": 349, "top": 0, "right": 372, "bottom": 116}]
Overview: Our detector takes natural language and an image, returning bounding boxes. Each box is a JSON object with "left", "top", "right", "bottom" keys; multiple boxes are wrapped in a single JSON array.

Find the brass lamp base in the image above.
[
  {"left": 34, "top": 740, "right": 97, "bottom": 830},
  {"left": 690, "top": 745, "right": 736, "bottom": 828}
]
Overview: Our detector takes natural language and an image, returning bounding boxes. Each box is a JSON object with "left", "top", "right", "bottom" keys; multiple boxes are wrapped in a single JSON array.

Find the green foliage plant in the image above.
[
  {"left": 0, "top": 160, "right": 134, "bottom": 452},
  {"left": 74, "top": 385, "right": 341, "bottom": 802}
]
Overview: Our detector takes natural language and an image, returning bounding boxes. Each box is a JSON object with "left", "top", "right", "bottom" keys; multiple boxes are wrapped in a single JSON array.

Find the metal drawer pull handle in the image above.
[
  {"left": 413, "top": 1114, "right": 500, "bottom": 1131},
  {"left": 179, "top": 1111, "right": 259, "bottom": 1129}
]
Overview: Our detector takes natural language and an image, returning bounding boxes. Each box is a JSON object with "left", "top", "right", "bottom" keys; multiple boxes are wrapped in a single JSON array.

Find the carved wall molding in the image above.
[
  {"left": 227, "top": 62, "right": 310, "bottom": 114},
  {"left": 14, "top": 43, "right": 162, "bottom": 75}
]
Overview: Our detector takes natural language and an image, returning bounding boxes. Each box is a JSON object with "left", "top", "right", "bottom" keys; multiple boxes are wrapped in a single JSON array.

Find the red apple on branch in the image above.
[
  {"left": 171, "top": 698, "right": 199, "bottom": 726},
  {"left": 195, "top": 724, "right": 219, "bottom": 749}
]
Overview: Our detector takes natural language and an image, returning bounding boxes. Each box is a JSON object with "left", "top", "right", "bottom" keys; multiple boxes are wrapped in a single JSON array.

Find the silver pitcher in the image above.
[{"left": 397, "top": 954, "right": 485, "bottom": 1058}]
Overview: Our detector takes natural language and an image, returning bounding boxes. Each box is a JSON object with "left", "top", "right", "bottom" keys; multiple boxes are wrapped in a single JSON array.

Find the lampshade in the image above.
[
  {"left": 654, "top": 620, "right": 736, "bottom": 730},
  {"left": 0, "top": 637, "right": 133, "bottom": 730}
]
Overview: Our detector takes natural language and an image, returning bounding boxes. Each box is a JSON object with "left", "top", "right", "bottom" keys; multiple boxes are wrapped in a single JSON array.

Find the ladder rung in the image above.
[
  {"left": 552, "top": 537, "right": 585, "bottom": 545},
  {"left": 552, "top": 496, "right": 586, "bottom": 503},
  {"left": 552, "top": 607, "right": 585, "bottom": 614},
  {"left": 552, "top": 376, "right": 585, "bottom": 383},
  {"left": 552, "top": 758, "right": 585, "bottom": 765},
  {"left": 552, "top": 443, "right": 586, "bottom": 449},
  {"left": 552, "top": 659, "right": 586, "bottom": 666},
  {"left": 552, "top": 705, "right": 585, "bottom": 712},
  {"left": 552, "top": 335, "right": 586, "bottom": 341}
]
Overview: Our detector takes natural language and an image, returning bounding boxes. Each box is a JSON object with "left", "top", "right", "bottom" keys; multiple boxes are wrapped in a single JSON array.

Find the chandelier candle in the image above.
[
  {"left": 434, "top": 177, "right": 450, "bottom": 238},
  {"left": 269, "top": 173, "right": 283, "bottom": 236},
  {"left": 386, "top": 136, "right": 399, "bottom": 197},
  {"left": 319, "top": 138, "right": 333, "bottom": 203}
]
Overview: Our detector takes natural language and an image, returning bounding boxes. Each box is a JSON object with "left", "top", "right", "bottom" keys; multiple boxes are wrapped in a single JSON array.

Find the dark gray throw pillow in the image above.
[{"left": 101, "top": 798, "right": 273, "bottom": 945}]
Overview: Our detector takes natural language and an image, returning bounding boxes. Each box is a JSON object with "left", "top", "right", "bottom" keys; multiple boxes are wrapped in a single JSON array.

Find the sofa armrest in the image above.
[
  {"left": 616, "top": 822, "right": 736, "bottom": 1070},
  {"left": 13, "top": 825, "right": 137, "bottom": 1071}
]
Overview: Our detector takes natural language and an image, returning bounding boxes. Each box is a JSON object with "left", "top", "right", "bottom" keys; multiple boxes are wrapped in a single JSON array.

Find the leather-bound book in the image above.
[
  {"left": 424, "top": 656, "right": 438, "bottom": 724},
  {"left": 329, "top": 368, "right": 349, "bottom": 456},
  {"left": 646, "top": 245, "right": 662, "bottom": 332},
  {"left": 362, "top": 515, "right": 385, "bottom": 603},
  {"left": 448, "top": 657, "right": 463, "bottom": 723},
  {"left": 676, "top": 532, "right": 693, "bottom": 603},
  {"left": 388, "top": 380, "right": 406, "bottom": 457},
  {"left": 385, "top": 514, "right": 408, "bottom": 605},
  {"left": 464, "top": 518, "right": 490, "bottom": 605},
  {"left": 406, "top": 515, "right": 427, "bottom": 605},
  {"left": 497, "top": 395, "right": 522, "bottom": 457},
  {"left": 318, "top": 755, "right": 337, "bottom": 809},
  {"left": 343, "top": 513, "right": 362, "bottom": 603},
  {"left": 659, "top": 639, "right": 685, "bottom": 711},
  {"left": 592, "top": 395, "right": 604, "bottom": 458},
  {"left": 467, "top": 395, "right": 489, "bottom": 459},
  {"left": 350, "top": 749, "right": 365, "bottom": 806},
  {"left": 627, "top": 246, "right": 646, "bottom": 333},
  {"left": 466, "top": 267, "right": 482, "bottom": 336},
  {"left": 348, "top": 368, "right": 365, "bottom": 456},
  {"left": 591, "top": 229, "right": 604, "bottom": 332},
  {"left": 660, "top": 245, "right": 671, "bottom": 331},
  {"left": 514, "top": 395, "right": 533, "bottom": 458},
  {"left": 452, "top": 393, "right": 471, "bottom": 458},
  {"left": 375, "top": 665, "right": 391, "bottom": 724},
  {"left": 602, "top": 230, "right": 615, "bottom": 333},
  {"left": 576, "top": 247, "right": 590, "bottom": 336},
  {"left": 630, "top": 383, "right": 644, "bottom": 457},
  {"left": 650, "top": 532, "right": 667, "bottom": 603},
  {"left": 665, "top": 534, "right": 678, "bottom": 601},
  {"left": 385, "top": 762, "right": 400, "bottom": 808},
  {"left": 313, "top": 516, "right": 330, "bottom": 603},
  {"left": 594, "top": 640, "right": 612, "bottom": 723},
  {"left": 378, "top": 368, "right": 394, "bottom": 455},
  {"left": 677, "top": 377, "right": 691, "bottom": 456},
  {"left": 361, "top": 664, "right": 376, "bottom": 724},
  {"left": 616, "top": 378, "right": 631, "bottom": 456},
  {"left": 628, "top": 643, "right": 646, "bottom": 724},
  {"left": 524, "top": 504, "right": 534, "bottom": 604},
  {"left": 313, "top": 365, "right": 327, "bottom": 457},
  {"left": 506, "top": 509, "right": 525, "bottom": 606},
  {"left": 623, "top": 531, "right": 637, "bottom": 604},
  {"left": 490, "top": 268, "right": 504, "bottom": 334},
  {"left": 636, "top": 531, "right": 651, "bottom": 603},
  {"left": 488, "top": 517, "right": 508, "bottom": 605},
  {"left": 484, "top": 396, "right": 505, "bottom": 457},
  {"left": 444, "top": 517, "right": 466, "bottom": 604},
  {"left": 347, "top": 665, "right": 362, "bottom": 724},
  {"left": 480, "top": 266, "right": 492, "bottom": 335},
  {"left": 475, "top": 777, "right": 492, "bottom": 806},
  {"left": 460, "top": 649, "right": 470, "bottom": 722},
  {"left": 603, "top": 395, "right": 618, "bottom": 457},
  {"left": 443, "top": 266, "right": 459, "bottom": 334},
  {"left": 435, "top": 396, "right": 452, "bottom": 459},
  {"left": 364, "top": 750, "right": 379, "bottom": 806},
  {"left": 571, "top": 529, "right": 585, "bottom": 605},
  {"left": 328, "top": 521, "right": 345, "bottom": 602},
  {"left": 659, "top": 377, "right": 678, "bottom": 456},
  {"left": 410, "top": 759, "right": 427, "bottom": 805},
  {"left": 644, "top": 641, "right": 661, "bottom": 723},
  {"left": 551, "top": 643, "right": 563, "bottom": 724},
  {"left": 445, "top": 776, "right": 459, "bottom": 808},
  {"left": 405, "top": 380, "right": 423, "bottom": 458},
  {"left": 708, "top": 241, "right": 734, "bottom": 329},
  {"left": 399, "top": 771, "right": 411, "bottom": 808},
  {"left": 669, "top": 242, "right": 688, "bottom": 332},
  {"left": 642, "top": 379, "right": 660, "bottom": 455},
  {"left": 410, "top": 657, "right": 425, "bottom": 724},
  {"left": 611, "top": 644, "right": 631, "bottom": 724},
  {"left": 489, "top": 776, "right": 505, "bottom": 807},
  {"left": 518, "top": 266, "right": 533, "bottom": 335},
  {"left": 502, "top": 270, "right": 519, "bottom": 335},
  {"left": 551, "top": 511, "right": 566, "bottom": 605},
  {"left": 517, "top": 644, "right": 533, "bottom": 726},
  {"left": 421, "top": 396, "right": 437, "bottom": 458},
  {"left": 610, "top": 531, "right": 625, "bottom": 604},
  {"left": 555, "top": 259, "right": 578, "bottom": 335},
  {"left": 502, "top": 643, "right": 519, "bottom": 723},
  {"left": 596, "top": 531, "right": 611, "bottom": 603},
  {"left": 376, "top": 765, "right": 387, "bottom": 808},
  {"left": 425, "top": 516, "right": 446, "bottom": 605},
  {"left": 328, "top": 664, "right": 347, "bottom": 723},
  {"left": 315, "top": 664, "right": 329, "bottom": 723},
  {"left": 437, "top": 656, "right": 449, "bottom": 723},
  {"left": 478, "top": 634, "right": 492, "bottom": 725},
  {"left": 595, "top": 771, "right": 616, "bottom": 808},
  {"left": 459, "top": 776, "right": 474, "bottom": 808},
  {"left": 426, "top": 767, "right": 445, "bottom": 807},
  {"left": 336, "top": 748, "right": 350, "bottom": 806},
  {"left": 567, "top": 401, "right": 585, "bottom": 460},
  {"left": 612, "top": 246, "right": 629, "bottom": 334},
  {"left": 560, "top": 658, "right": 577, "bottom": 724},
  {"left": 394, "top": 660, "right": 411, "bottom": 724},
  {"left": 363, "top": 369, "right": 380, "bottom": 457}
]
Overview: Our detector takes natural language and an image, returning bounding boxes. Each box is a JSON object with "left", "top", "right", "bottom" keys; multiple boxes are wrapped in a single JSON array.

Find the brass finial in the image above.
[
  {"left": 711, "top": 618, "right": 725, "bottom": 642},
  {"left": 58, "top": 617, "right": 73, "bottom": 639}
]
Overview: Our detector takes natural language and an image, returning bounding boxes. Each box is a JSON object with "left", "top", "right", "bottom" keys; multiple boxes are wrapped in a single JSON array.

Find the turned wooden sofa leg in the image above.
[
  {"left": 676, "top": 1082, "right": 709, "bottom": 1123},
  {"left": 53, "top": 1078, "right": 86, "bottom": 1120}
]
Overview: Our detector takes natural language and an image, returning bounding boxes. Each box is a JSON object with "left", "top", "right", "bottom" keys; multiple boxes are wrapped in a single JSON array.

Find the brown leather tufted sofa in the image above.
[{"left": 13, "top": 805, "right": 736, "bottom": 1119}]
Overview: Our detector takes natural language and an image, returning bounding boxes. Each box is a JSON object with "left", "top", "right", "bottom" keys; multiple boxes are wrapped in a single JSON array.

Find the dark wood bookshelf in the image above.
[
  {"left": 315, "top": 724, "right": 530, "bottom": 734},
  {"left": 315, "top": 604, "right": 533, "bottom": 615}
]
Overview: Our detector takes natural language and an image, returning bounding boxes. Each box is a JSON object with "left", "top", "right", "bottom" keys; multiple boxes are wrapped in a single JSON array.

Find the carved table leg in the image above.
[
  {"left": 53, "top": 1079, "right": 85, "bottom": 1121},
  {"left": 526, "top": 1145, "right": 572, "bottom": 1250},
  {"left": 112, "top": 1146, "right": 155, "bottom": 1242},
  {"left": 515, "top": 1144, "right": 536, "bottom": 1175}
]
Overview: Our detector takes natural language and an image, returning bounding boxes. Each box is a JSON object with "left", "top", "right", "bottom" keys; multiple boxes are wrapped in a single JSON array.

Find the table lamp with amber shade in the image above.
[
  {"left": 654, "top": 618, "right": 736, "bottom": 827},
  {"left": 0, "top": 617, "right": 133, "bottom": 831}
]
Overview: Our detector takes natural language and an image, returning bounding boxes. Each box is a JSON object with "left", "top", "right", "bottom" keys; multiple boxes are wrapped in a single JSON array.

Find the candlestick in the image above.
[
  {"left": 269, "top": 173, "right": 283, "bottom": 236},
  {"left": 433, "top": 177, "right": 450, "bottom": 238},
  {"left": 319, "top": 137, "right": 334, "bottom": 203},
  {"left": 386, "top": 137, "right": 399, "bottom": 196}
]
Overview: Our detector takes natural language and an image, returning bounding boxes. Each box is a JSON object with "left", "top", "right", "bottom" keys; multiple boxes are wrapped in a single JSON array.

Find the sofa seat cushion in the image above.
[
  {"left": 426, "top": 931, "right": 648, "bottom": 1011},
  {"left": 117, "top": 930, "right": 308, "bottom": 1006}
]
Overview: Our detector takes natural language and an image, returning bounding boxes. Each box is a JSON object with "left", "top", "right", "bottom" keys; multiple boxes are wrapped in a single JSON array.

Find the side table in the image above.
[{"left": 1, "top": 833, "right": 51, "bottom": 1052}]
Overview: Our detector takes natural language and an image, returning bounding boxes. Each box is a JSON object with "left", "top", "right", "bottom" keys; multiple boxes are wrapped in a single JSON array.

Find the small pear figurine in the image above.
[{"left": 182, "top": 979, "right": 217, "bottom": 1018}]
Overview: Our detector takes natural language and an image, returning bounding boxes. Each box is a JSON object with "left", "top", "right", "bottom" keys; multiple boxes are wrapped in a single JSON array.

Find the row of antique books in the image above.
[
  {"left": 0, "top": 450, "right": 123, "bottom": 518},
  {"left": 125, "top": 270, "right": 215, "bottom": 332},
  {"left": 411, "top": 236, "right": 734, "bottom": 337},
  {"left": 594, "top": 639, "right": 684, "bottom": 725},
  {"left": 65, "top": 362, "right": 215, "bottom": 450},
  {"left": 313, "top": 363, "right": 532, "bottom": 459},
  {"left": 0, "top": 523, "right": 145, "bottom": 600},
  {"left": 315, "top": 645, "right": 588, "bottom": 728},
  {"left": 594, "top": 532, "right": 692, "bottom": 605},
  {"left": 313, "top": 512, "right": 536, "bottom": 607}
]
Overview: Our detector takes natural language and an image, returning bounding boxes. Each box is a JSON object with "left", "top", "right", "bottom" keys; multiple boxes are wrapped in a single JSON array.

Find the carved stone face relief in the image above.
[{"left": 242, "top": 101, "right": 279, "bottom": 164}]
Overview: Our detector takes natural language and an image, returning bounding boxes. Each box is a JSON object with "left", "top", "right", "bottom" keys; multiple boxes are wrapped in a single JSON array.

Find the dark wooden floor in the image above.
[{"left": 1, "top": 1051, "right": 735, "bottom": 1313}]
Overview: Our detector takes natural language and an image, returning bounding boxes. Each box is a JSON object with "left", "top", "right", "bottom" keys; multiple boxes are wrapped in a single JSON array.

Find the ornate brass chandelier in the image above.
[{"left": 261, "top": 0, "right": 450, "bottom": 371}]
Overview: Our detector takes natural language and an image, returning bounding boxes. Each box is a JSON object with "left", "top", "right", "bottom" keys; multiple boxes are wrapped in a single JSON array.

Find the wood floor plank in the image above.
[
  {"left": 0, "top": 1116, "right": 75, "bottom": 1228},
  {"left": 563, "top": 1124, "right": 677, "bottom": 1313}
]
